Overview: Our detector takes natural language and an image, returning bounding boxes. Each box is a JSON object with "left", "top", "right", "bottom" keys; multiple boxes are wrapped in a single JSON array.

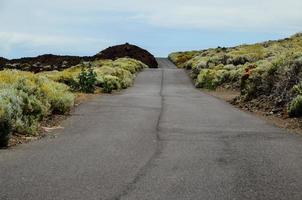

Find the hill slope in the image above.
[{"left": 169, "top": 33, "right": 302, "bottom": 118}]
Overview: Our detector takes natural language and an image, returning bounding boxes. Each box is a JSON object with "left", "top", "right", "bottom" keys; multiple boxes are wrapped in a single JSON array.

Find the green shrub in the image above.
[
  {"left": 0, "top": 70, "right": 75, "bottom": 144},
  {"left": 293, "top": 83, "right": 302, "bottom": 95},
  {"left": 267, "top": 62, "right": 279, "bottom": 75},
  {"left": 0, "top": 88, "right": 40, "bottom": 136},
  {"left": 195, "top": 68, "right": 232, "bottom": 90},
  {"left": 0, "top": 57, "right": 146, "bottom": 146},
  {"left": 228, "top": 44, "right": 267, "bottom": 62},
  {"left": 48, "top": 92, "right": 74, "bottom": 114},
  {"left": 169, "top": 33, "right": 302, "bottom": 118},
  {"left": 184, "top": 55, "right": 209, "bottom": 70},
  {"left": 0, "top": 119, "right": 11, "bottom": 147},
  {"left": 116, "top": 69, "right": 133, "bottom": 89},
  {"left": 288, "top": 95, "right": 302, "bottom": 117},
  {"left": 95, "top": 66, "right": 134, "bottom": 89},
  {"left": 228, "top": 68, "right": 242, "bottom": 81},
  {"left": 240, "top": 72, "right": 265, "bottom": 101},
  {"left": 293, "top": 56, "right": 302, "bottom": 68},
  {"left": 113, "top": 58, "right": 147, "bottom": 73},
  {"left": 168, "top": 51, "right": 200, "bottom": 68},
  {"left": 0, "top": 96, "right": 12, "bottom": 147},
  {"left": 102, "top": 75, "right": 121, "bottom": 93},
  {"left": 78, "top": 66, "right": 97, "bottom": 93},
  {"left": 40, "top": 69, "right": 80, "bottom": 90},
  {"left": 42, "top": 58, "right": 145, "bottom": 92},
  {"left": 15, "top": 91, "right": 46, "bottom": 133},
  {"left": 39, "top": 79, "right": 74, "bottom": 114},
  {"left": 195, "top": 69, "right": 218, "bottom": 89}
]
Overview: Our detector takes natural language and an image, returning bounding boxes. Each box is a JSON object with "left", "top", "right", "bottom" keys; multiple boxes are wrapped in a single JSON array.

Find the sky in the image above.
[{"left": 0, "top": 0, "right": 301, "bottom": 58}]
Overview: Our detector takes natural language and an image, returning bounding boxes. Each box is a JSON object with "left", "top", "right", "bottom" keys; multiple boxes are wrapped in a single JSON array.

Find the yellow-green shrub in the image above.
[
  {"left": 227, "top": 44, "right": 267, "bottom": 63},
  {"left": 42, "top": 70, "right": 79, "bottom": 89},
  {"left": 0, "top": 57, "right": 147, "bottom": 146},
  {"left": 113, "top": 58, "right": 147, "bottom": 73},
  {"left": 196, "top": 69, "right": 230, "bottom": 89},
  {"left": 102, "top": 75, "right": 121, "bottom": 93},
  {"left": 168, "top": 51, "right": 200, "bottom": 68},
  {"left": 184, "top": 55, "right": 209, "bottom": 70},
  {"left": 0, "top": 89, "right": 13, "bottom": 147},
  {"left": 288, "top": 95, "right": 302, "bottom": 117},
  {"left": 0, "top": 70, "right": 75, "bottom": 144},
  {"left": 39, "top": 79, "right": 75, "bottom": 114},
  {"left": 40, "top": 58, "right": 146, "bottom": 93},
  {"left": 293, "top": 83, "right": 302, "bottom": 95},
  {"left": 95, "top": 66, "right": 133, "bottom": 89}
]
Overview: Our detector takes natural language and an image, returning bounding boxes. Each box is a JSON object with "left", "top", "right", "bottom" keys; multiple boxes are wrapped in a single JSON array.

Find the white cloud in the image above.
[
  {"left": 42, "top": 0, "right": 302, "bottom": 32},
  {"left": 2, "top": 0, "right": 301, "bottom": 32},
  {"left": 119, "top": 0, "right": 302, "bottom": 32},
  {"left": 0, "top": 32, "right": 111, "bottom": 57},
  {"left": 0, "top": 0, "right": 301, "bottom": 57}
]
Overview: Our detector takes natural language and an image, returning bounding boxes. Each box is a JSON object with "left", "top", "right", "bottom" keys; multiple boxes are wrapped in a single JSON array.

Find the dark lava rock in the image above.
[
  {"left": 6, "top": 54, "right": 93, "bottom": 73},
  {"left": 0, "top": 54, "right": 94, "bottom": 73},
  {"left": 95, "top": 43, "right": 158, "bottom": 68},
  {"left": 0, "top": 44, "right": 157, "bottom": 72},
  {"left": 0, "top": 57, "right": 8, "bottom": 69}
]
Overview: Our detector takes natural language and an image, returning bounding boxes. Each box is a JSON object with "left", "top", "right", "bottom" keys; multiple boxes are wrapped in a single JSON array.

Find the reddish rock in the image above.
[{"left": 95, "top": 43, "right": 158, "bottom": 68}]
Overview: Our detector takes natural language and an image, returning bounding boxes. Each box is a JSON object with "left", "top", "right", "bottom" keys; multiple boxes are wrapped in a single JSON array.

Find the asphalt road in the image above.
[{"left": 1, "top": 58, "right": 302, "bottom": 200}]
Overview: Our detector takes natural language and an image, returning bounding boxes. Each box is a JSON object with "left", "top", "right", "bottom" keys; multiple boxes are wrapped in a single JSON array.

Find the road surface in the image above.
[{"left": 1, "top": 58, "right": 302, "bottom": 200}]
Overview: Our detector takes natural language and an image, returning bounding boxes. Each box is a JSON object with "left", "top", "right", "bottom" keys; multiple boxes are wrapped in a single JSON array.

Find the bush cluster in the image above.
[
  {"left": 41, "top": 58, "right": 147, "bottom": 94},
  {"left": 289, "top": 83, "right": 302, "bottom": 117},
  {"left": 169, "top": 33, "right": 302, "bottom": 118},
  {"left": 289, "top": 95, "right": 302, "bottom": 117},
  {"left": 0, "top": 58, "right": 147, "bottom": 147},
  {"left": 0, "top": 70, "right": 74, "bottom": 147},
  {"left": 78, "top": 66, "right": 97, "bottom": 93}
]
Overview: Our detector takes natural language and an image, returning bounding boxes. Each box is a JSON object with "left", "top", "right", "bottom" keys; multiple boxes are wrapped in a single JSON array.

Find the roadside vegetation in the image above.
[
  {"left": 169, "top": 33, "right": 302, "bottom": 120},
  {"left": 0, "top": 58, "right": 147, "bottom": 147}
]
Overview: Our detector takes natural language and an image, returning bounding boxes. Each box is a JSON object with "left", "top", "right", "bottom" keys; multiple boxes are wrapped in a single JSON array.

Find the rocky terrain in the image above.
[
  {"left": 95, "top": 43, "right": 158, "bottom": 68},
  {"left": 3, "top": 54, "right": 93, "bottom": 73},
  {"left": 0, "top": 43, "right": 158, "bottom": 72},
  {"left": 0, "top": 57, "right": 8, "bottom": 67}
]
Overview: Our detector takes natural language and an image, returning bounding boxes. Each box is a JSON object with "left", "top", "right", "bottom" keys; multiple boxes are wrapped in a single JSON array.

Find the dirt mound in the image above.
[{"left": 95, "top": 43, "right": 158, "bottom": 68}]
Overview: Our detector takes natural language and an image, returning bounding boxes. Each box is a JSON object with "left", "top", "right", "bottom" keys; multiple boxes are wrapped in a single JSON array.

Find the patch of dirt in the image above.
[
  {"left": 8, "top": 114, "right": 67, "bottom": 147},
  {"left": 203, "top": 88, "right": 302, "bottom": 135},
  {"left": 202, "top": 88, "right": 240, "bottom": 102},
  {"left": 95, "top": 43, "right": 158, "bottom": 68},
  {"left": 74, "top": 93, "right": 99, "bottom": 106},
  {"left": 248, "top": 111, "right": 302, "bottom": 134}
]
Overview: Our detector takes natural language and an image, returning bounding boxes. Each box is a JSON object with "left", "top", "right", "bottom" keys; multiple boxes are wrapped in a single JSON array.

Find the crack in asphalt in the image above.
[{"left": 109, "top": 68, "right": 165, "bottom": 200}]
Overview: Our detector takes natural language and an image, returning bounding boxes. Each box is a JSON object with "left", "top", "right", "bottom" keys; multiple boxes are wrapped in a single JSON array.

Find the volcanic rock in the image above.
[
  {"left": 95, "top": 43, "right": 158, "bottom": 68},
  {"left": 0, "top": 57, "right": 8, "bottom": 69},
  {"left": 0, "top": 54, "right": 94, "bottom": 73},
  {"left": 5, "top": 54, "right": 93, "bottom": 73},
  {"left": 0, "top": 44, "right": 158, "bottom": 72}
]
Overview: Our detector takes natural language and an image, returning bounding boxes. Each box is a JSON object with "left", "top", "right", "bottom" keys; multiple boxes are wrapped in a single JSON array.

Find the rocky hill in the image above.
[
  {"left": 0, "top": 43, "right": 158, "bottom": 72},
  {"left": 95, "top": 43, "right": 158, "bottom": 68}
]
